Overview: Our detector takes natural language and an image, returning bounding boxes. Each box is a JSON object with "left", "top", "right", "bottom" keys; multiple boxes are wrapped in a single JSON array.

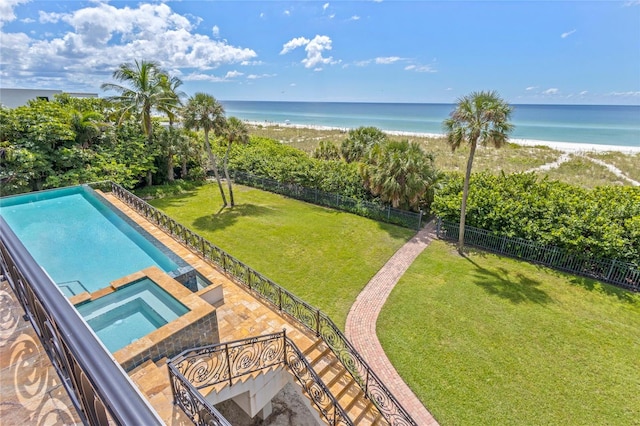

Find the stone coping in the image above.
[{"left": 70, "top": 266, "right": 217, "bottom": 367}]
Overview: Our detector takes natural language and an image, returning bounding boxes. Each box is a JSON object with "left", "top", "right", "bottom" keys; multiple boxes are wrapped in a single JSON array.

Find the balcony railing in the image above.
[
  {"left": 0, "top": 217, "right": 163, "bottom": 426},
  {"left": 169, "top": 331, "right": 352, "bottom": 425}
]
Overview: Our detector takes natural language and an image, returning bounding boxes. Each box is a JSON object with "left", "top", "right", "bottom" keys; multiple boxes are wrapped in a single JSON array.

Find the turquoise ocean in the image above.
[{"left": 220, "top": 101, "right": 640, "bottom": 149}]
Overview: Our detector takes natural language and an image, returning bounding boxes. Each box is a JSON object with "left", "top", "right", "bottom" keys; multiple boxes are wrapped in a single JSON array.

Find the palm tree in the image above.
[
  {"left": 182, "top": 93, "right": 228, "bottom": 206},
  {"left": 101, "top": 60, "right": 168, "bottom": 186},
  {"left": 70, "top": 110, "right": 103, "bottom": 149},
  {"left": 220, "top": 117, "right": 249, "bottom": 207},
  {"left": 340, "top": 126, "right": 387, "bottom": 163},
  {"left": 360, "top": 139, "right": 438, "bottom": 210},
  {"left": 443, "top": 90, "right": 514, "bottom": 253},
  {"left": 157, "top": 74, "right": 185, "bottom": 182}
]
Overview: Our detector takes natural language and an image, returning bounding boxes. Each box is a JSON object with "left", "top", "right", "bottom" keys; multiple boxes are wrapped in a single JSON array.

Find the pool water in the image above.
[
  {"left": 0, "top": 186, "right": 181, "bottom": 294},
  {"left": 77, "top": 278, "right": 189, "bottom": 352}
]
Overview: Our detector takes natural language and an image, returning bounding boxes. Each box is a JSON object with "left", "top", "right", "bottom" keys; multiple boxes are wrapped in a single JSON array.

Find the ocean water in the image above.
[{"left": 220, "top": 101, "right": 640, "bottom": 148}]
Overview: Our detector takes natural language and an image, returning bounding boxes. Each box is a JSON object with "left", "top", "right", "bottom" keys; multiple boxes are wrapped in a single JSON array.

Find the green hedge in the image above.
[
  {"left": 226, "top": 136, "right": 369, "bottom": 200},
  {"left": 432, "top": 172, "right": 640, "bottom": 265}
]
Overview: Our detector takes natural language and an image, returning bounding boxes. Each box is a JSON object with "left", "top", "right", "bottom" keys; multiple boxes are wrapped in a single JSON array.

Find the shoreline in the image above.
[{"left": 245, "top": 120, "right": 640, "bottom": 154}]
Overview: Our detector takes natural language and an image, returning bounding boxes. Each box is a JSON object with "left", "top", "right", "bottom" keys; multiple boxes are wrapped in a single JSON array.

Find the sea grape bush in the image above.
[
  {"left": 226, "top": 136, "right": 368, "bottom": 199},
  {"left": 432, "top": 172, "right": 640, "bottom": 265}
]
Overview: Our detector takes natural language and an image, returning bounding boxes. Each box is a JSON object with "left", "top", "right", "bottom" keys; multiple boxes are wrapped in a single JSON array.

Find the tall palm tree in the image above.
[
  {"left": 220, "top": 117, "right": 249, "bottom": 207},
  {"left": 157, "top": 74, "right": 185, "bottom": 128},
  {"left": 443, "top": 90, "right": 514, "bottom": 253},
  {"left": 360, "top": 139, "right": 438, "bottom": 210},
  {"left": 157, "top": 74, "right": 185, "bottom": 182},
  {"left": 182, "top": 93, "right": 228, "bottom": 206},
  {"left": 101, "top": 60, "right": 168, "bottom": 186}
]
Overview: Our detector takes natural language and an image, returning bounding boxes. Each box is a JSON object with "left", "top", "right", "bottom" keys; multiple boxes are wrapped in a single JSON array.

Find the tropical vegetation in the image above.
[
  {"left": 432, "top": 172, "right": 640, "bottom": 265},
  {"left": 443, "top": 90, "right": 514, "bottom": 252}
]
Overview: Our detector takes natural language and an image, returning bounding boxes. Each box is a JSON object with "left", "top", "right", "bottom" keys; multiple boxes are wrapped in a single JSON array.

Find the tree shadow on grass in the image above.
[
  {"left": 464, "top": 255, "right": 552, "bottom": 305},
  {"left": 564, "top": 273, "right": 640, "bottom": 305},
  {"left": 192, "top": 203, "right": 274, "bottom": 232}
]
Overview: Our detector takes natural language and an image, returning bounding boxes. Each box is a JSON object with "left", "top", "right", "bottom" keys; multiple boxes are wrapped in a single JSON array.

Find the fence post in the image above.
[
  {"left": 436, "top": 217, "right": 441, "bottom": 237},
  {"left": 316, "top": 309, "right": 321, "bottom": 337},
  {"left": 224, "top": 343, "right": 233, "bottom": 387},
  {"left": 387, "top": 204, "right": 391, "bottom": 220},
  {"left": 278, "top": 287, "right": 282, "bottom": 311},
  {"left": 606, "top": 259, "right": 617, "bottom": 282},
  {"left": 417, "top": 209, "right": 423, "bottom": 230}
]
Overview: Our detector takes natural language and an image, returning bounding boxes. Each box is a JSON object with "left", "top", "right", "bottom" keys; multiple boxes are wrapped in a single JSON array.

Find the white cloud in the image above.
[
  {"left": 561, "top": 29, "right": 576, "bottom": 38},
  {"left": 543, "top": 88, "right": 559, "bottom": 95},
  {"left": 182, "top": 72, "right": 227, "bottom": 82},
  {"left": 0, "top": 0, "right": 30, "bottom": 28},
  {"left": 608, "top": 91, "right": 640, "bottom": 96},
  {"left": 1, "top": 2, "right": 258, "bottom": 90},
  {"left": 623, "top": 1, "right": 640, "bottom": 6},
  {"left": 247, "top": 73, "right": 276, "bottom": 79},
  {"left": 375, "top": 56, "right": 401, "bottom": 64},
  {"left": 280, "top": 35, "right": 336, "bottom": 69},
  {"left": 404, "top": 64, "right": 436, "bottom": 72},
  {"left": 212, "top": 25, "right": 220, "bottom": 37},
  {"left": 21, "top": 17, "right": 34, "bottom": 23},
  {"left": 303, "top": 35, "right": 335, "bottom": 69},
  {"left": 259, "top": 12, "right": 265, "bottom": 19},
  {"left": 355, "top": 60, "right": 371, "bottom": 66},
  {"left": 225, "top": 70, "right": 243, "bottom": 78},
  {"left": 280, "top": 36, "right": 310, "bottom": 55},
  {"left": 290, "top": 83, "right": 296, "bottom": 86},
  {"left": 323, "top": 3, "right": 330, "bottom": 11},
  {"left": 349, "top": 15, "right": 360, "bottom": 21},
  {"left": 446, "top": 87, "right": 453, "bottom": 91},
  {"left": 579, "top": 90, "right": 588, "bottom": 95},
  {"left": 329, "top": 13, "right": 335, "bottom": 19},
  {"left": 284, "top": 9, "right": 291, "bottom": 16},
  {"left": 525, "top": 86, "right": 537, "bottom": 91}
]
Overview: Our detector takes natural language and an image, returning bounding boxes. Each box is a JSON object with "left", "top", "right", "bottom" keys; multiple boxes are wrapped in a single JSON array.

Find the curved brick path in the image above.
[{"left": 345, "top": 220, "right": 439, "bottom": 426}]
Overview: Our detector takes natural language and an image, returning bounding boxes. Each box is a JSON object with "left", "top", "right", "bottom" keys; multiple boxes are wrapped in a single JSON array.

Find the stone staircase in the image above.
[{"left": 187, "top": 337, "right": 386, "bottom": 425}]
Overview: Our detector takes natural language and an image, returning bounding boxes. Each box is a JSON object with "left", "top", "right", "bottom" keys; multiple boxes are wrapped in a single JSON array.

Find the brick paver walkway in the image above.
[{"left": 345, "top": 220, "right": 439, "bottom": 426}]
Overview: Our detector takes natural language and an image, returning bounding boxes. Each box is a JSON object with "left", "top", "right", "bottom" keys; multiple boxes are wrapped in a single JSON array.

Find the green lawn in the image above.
[
  {"left": 148, "top": 183, "right": 413, "bottom": 327},
  {"left": 377, "top": 240, "right": 640, "bottom": 425}
]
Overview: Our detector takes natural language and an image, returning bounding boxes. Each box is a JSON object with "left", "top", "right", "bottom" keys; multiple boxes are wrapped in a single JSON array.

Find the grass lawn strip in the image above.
[
  {"left": 377, "top": 240, "right": 640, "bottom": 425},
  {"left": 149, "top": 182, "right": 413, "bottom": 328}
]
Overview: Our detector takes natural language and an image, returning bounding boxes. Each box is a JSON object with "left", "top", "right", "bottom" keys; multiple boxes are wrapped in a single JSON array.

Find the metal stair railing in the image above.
[
  {"left": 105, "top": 181, "right": 418, "bottom": 426},
  {"left": 168, "top": 331, "right": 353, "bottom": 426}
]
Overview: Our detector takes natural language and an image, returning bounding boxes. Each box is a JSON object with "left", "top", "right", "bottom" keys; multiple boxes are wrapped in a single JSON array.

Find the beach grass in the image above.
[
  {"left": 377, "top": 239, "right": 640, "bottom": 426},
  {"left": 248, "top": 124, "right": 560, "bottom": 175},
  {"left": 535, "top": 155, "right": 632, "bottom": 188},
  {"left": 147, "top": 182, "right": 413, "bottom": 328},
  {"left": 583, "top": 151, "right": 640, "bottom": 182}
]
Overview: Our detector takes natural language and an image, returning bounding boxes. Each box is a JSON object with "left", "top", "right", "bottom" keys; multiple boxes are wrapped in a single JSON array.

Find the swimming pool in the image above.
[
  {"left": 0, "top": 185, "right": 183, "bottom": 294},
  {"left": 76, "top": 278, "right": 189, "bottom": 353}
]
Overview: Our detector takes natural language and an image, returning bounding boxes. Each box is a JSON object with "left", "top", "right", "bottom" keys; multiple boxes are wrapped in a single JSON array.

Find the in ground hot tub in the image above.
[{"left": 76, "top": 278, "right": 189, "bottom": 353}]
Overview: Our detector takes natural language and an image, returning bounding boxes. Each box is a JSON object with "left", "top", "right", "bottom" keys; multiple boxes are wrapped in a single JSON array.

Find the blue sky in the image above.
[{"left": 1, "top": 0, "right": 639, "bottom": 105}]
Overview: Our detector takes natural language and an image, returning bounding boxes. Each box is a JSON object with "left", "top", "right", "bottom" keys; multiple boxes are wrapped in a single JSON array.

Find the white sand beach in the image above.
[{"left": 245, "top": 120, "right": 640, "bottom": 154}]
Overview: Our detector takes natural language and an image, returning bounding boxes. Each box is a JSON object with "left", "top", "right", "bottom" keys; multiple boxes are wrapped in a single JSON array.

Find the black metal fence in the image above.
[
  {"left": 0, "top": 217, "right": 163, "bottom": 426},
  {"left": 108, "top": 182, "right": 417, "bottom": 426},
  {"left": 436, "top": 219, "right": 640, "bottom": 292},
  {"left": 169, "top": 331, "right": 353, "bottom": 425},
  {"left": 232, "top": 170, "right": 424, "bottom": 230}
]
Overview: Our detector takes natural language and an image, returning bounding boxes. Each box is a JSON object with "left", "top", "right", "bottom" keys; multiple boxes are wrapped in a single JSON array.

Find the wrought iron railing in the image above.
[
  {"left": 0, "top": 217, "right": 163, "bottom": 426},
  {"left": 233, "top": 170, "right": 424, "bottom": 230},
  {"left": 436, "top": 219, "right": 640, "bottom": 292},
  {"left": 168, "top": 331, "right": 353, "bottom": 425},
  {"left": 106, "top": 182, "right": 417, "bottom": 426}
]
